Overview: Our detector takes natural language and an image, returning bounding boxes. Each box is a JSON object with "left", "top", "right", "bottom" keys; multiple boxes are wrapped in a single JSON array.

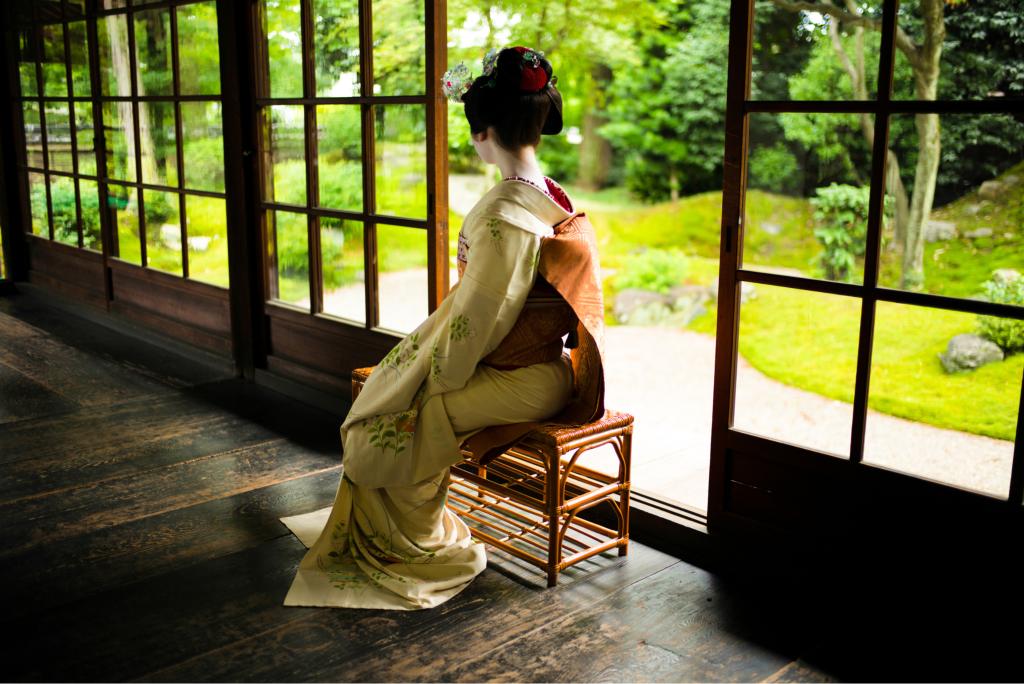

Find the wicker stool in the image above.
[{"left": 351, "top": 366, "right": 632, "bottom": 587}]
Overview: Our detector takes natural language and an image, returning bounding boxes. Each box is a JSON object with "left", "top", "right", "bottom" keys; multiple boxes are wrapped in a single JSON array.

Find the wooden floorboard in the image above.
[{"left": 0, "top": 290, "right": 844, "bottom": 683}]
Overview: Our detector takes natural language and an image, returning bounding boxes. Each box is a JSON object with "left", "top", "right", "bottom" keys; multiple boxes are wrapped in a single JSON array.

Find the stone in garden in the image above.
[
  {"left": 760, "top": 222, "right": 782, "bottom": 235},
  {"left": 964, "top": 203, "right": 982, "bottom": 216},
  {"left": 623, "top": 300, "right": 674, "bottom": 326},
  {"left": 964, "top": 227, "right": 994, "bottom": 239},
  {"left": 160, "top": 224, "right": 182, "bottom": 248},
  {"left": 1002, "top": 174, "right": 1020, "bottom": 186},
  {"left": 613, "top": 288, "right": 671, "bottom": 324},
  {"left": 923, "top": 220, "right": 957, "bottom": 242},
  {"left": 706, "top": 280, "right": 755, "bottom": 303},
  {"left": 992, "top": 268, "right": 1021, "bottom": 285},
  {"left": 939, "top": 333, "right": 1004, "bottom": 373},
  {"left": 666, "top": 284, "right": 712, "bottom": 326},
  {"left": 978, "top": 180, "right": 1004, "bottom": 201}
]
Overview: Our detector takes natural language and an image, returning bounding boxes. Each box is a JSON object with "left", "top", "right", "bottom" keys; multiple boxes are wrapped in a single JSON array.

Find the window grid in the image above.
[
  {"left": 13, "top": 0, "right": 227, "bottom": 286},
  {"left": 713, "top": 0, "right": 1024, "bottom": 505},
  {"left": 256, "top": 0, "right": 432, "bottom": 330}
]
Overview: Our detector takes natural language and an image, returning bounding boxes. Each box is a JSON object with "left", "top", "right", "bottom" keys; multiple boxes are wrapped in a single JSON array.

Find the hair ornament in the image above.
[{"left": 441, "top": 61, "right": 474, "bottom": 102}]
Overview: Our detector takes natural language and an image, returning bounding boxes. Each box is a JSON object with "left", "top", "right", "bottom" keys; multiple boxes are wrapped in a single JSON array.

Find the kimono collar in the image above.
[{"left": 475, "top": 177, "right": 575, "bottom": 235}]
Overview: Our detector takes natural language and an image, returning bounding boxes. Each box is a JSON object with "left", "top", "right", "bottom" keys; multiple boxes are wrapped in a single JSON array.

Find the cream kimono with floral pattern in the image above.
[{"left": 280, "top": 178, "right": 576, "bottom": 610}]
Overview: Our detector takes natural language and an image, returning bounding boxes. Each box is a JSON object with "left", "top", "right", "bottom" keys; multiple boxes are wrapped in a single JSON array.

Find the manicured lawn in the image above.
[{"left": 571, "top": 166, "right": 1023, "bottom": 441}]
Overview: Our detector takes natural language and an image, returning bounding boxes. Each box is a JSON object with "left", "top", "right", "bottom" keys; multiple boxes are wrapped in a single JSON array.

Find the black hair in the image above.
[{"left": 461, "top": 47, "right": 562, "bottom": 150}]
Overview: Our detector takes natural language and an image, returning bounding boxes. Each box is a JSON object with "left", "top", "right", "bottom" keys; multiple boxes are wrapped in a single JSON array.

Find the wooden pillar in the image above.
[
  {"left": 217, "top": 0, "right": 265, "bottom": 379},
  {"left": 0, "top": 6, "right": 30, "bottom": 282}
]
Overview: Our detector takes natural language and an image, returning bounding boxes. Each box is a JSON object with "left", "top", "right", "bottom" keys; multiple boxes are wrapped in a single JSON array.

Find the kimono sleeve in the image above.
[{"left": 424, "top": 214, "right": 541, "bottom": 396}]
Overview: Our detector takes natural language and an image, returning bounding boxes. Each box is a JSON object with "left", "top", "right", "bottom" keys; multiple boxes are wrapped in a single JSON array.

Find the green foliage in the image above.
[
  {"left": 977, "top": 275, "right": 1024, "bottom": 352},
  {"left": 537, "top": 133, "right": 579, "bottom": 182},
  {"left": 613, "top": 247, "right": 689, "bottom": 294},
  {"left": 601, "top": 0, "right": 730, "bottom": 201},
  {"left": 318, "top": 106, "right": 361, "bottom": 162},
  {"left": 809, "top": 183, "right": 869, "bottom": 281},
  {"left": 182, "top": 137, "right": 224, "bottom": 191},
  {"left": 748, "top": 143, "right": 801, "bottom": 195}
]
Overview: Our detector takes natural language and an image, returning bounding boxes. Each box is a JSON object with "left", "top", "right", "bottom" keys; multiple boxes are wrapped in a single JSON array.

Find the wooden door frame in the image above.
[{"left": 708, "top": 0, "right": 1024, "bottom": 541}]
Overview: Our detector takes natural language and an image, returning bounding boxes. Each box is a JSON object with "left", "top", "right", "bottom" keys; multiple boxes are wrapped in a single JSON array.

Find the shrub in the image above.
[
  {"left": 748, "top": 143, "right": 802, "bottom": 195},
  {"left": 810, "top": 183, "right": 869, "bottom": 281},
  {"left": 613, "top": 247, "right": 689, "bottom": 294},
  {"left": 537, "top": 133, "right": 579, "bottom": 183},
  {"left": 977, "top": 274, "right": 1024, "bottom": 352}
]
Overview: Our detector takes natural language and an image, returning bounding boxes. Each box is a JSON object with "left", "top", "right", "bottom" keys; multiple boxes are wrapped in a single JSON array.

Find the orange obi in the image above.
[{"left": 479, "top": 275, "right": 579, "bottom": 370}]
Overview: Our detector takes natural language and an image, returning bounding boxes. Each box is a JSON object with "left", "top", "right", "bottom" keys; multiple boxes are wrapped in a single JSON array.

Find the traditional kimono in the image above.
[{"left": 279, "top": 177, "right": 605, "bottom": 610}]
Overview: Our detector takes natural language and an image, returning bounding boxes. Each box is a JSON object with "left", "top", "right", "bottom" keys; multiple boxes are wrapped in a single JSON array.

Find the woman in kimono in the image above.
[{"left": 279, "top": 46, "right": 592, "bottom": 610}]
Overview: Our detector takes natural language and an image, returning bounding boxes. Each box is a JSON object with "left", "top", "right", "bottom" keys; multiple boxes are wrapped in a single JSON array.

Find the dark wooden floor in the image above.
[{"left": 4, "top": 288, "right": 1009, "bottom": 682}]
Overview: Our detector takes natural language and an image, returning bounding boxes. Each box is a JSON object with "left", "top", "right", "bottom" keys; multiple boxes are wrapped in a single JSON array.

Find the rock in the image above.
[
  {"left": 707, "top": 280, "right": 755, "bottom": 303},
  {"left": 1003, "top": 174, "right": 1020, "bottom": 186},
  {"left": 622, "top": 301, "right": 674, "bottom": 326},
  {"left": 613, "top": 288, "right": 671, "bottom": 324},
  {"left": 964, "top": 203, "right": 982, "bottom": 216},
  {"left": 760, "top": 222, "right": 782, "bottom": 236},
  {"left": 924, "top": 220, "right": 957, "bottom": 242},
  {"left": 187, "top": 236, "right": 211, "bottom": 252},
  {"left": 992, "top": 268, "right": 1021, "bottom": 285},
  {"left": 978, "top": 180, "right": 1005, "bottom": 201},
  {"left": 939, "top": 333, "right": 1004, "bottom": 373},
  {"left": 965, "top": 227, "right": 994, "bottom": 239},
  {"left": 160, "top": 224, "right": 181, "bottom": 248}
]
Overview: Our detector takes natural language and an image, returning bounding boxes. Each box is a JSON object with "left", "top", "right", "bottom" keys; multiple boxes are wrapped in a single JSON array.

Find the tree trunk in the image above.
[
  {"left": 900, "top": 0, "right": 944, "bottom": 290},
  {"left": 577, "top": 62, "right": 614, "bottom": 191}
]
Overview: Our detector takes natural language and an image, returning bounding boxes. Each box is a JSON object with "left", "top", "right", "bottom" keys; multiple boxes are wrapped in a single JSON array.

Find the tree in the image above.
[
  {"left": 601, "top": 0, "right": 731, "bottom": 201},
  {"left": 447, "top": 0, "right": 658, "bottom": 188},
  {"left": 771, "top": 0, "right": 944, "bottom": 290}
]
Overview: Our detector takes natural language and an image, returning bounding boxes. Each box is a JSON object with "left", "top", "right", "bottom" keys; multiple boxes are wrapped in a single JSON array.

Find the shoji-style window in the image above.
[
  {"left": 710, "top": 0, "right": 1024, "bottom": 528},
  {"left": 94, "top": 0, "right": 228, "bottom": 285},
  {"left": 256, "top": 0, "right": 447, "bottom": 335},
  {"left": 13, "top": 0, "right": 102, "bottom": 253}
]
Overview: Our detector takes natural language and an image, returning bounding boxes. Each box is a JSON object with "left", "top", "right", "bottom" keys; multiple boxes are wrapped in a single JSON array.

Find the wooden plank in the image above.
[
  {"left": 432, "top": 564, "right": 801, "bottom": 683},
  {"left": 1, "top": 536, "right": 314, "bottom": 683},
  {"left": 0, "top": 469, "right": 341, "bottom": 624},
  {"left": 0, "top": 360, "right": 78, "bottom": 425},
  {"left": 0, "top": 313, "right": 176, "bottom": 406},
  {"left": 0, "top": 393, "right": 291, "bottom": 500},
  {"left": 0, "top": 439, "right": 340, "bottom": 559},
  {"left": 133, "top": 543, "right": 681, "bottom": 682}
]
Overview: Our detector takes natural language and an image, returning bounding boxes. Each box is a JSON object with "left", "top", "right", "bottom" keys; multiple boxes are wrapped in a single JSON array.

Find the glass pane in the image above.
[
  {"left": 186, "top": 195, "right": 229, "bottom": 287},
  {"left": 317, "top": 105, "right": 362, "bottom": 212},
  {"left": 321, "top": 218, "right": 365, "bottom": 323},
  {"left": 44, "top": 101, "right": 74, "bottom": 173},
  {"left": 893, "top": 0, "right": 1023, "bottom": 101},
  {"left": 41, "top": 23, "right": 68, "bottom": 98},
  {"left": 18, "top": 29, "right": 38, "bottom": 97},
  {"left": 139, "top": 101, "right": 178, "bottom": 186},
  {"left": 864, "top": 301, "right": 1021, "bottom": 498},
  {"left": 880, "top": 113, "right": 1024, "bottom": 297},
  {"left": 67, "top": 0, "right": 87, "bottom": 20},
  {"left": 109, "top": 185, "right": 141, "bottom": 264},
  {"left": 180, "top": 101, "right": 224, "bottom": 192},
  {"left": 79, "top": 179, "right": 103, "bottom": 251},
  {"left": 100, "top": 0, "right": 128, "bottom": 9},
  {"left": 144, "top": 190, "right": 182, "bottom": 275},
  {"left": 68, "top": 21, "right": 91, "bottom": 97},
  {"left": 263, "top": 0, "right": 303, "bottom": 99},
  {"left": 50, "top": 175, "right": 79, "bottom": 246},
  {"left": 98, "top": 14, "right": 131, "bottom": 97},
  {"left": 751, "top": 0, "right": 880, "bottom": 101},
  {"left": 134, "top": 9, "right": 172, "bottom": 96},
  {"left": 73, "top": 103, "right": 97, "bottom": 176},
  {"left": 178, "top": 2, "right": 221, "bottom": 95},
  {"left": 267, "top": 210, "right": 309, "bottom": 306},
  {"left": 744, "top": 112, "right": 875, "bottom": 283},
  {"left": 732, "top": 283, "right": 861, "bottom": 457},
  {"left": 23, "top": 101, "right": 44, "bottom": 169},
  {"left": 263, "top": 105, "right": 305, "bottom": 206},
  {"left": 103, "top": 101, "right": 136, "bottom": 182},
  {"left": 314, "top": 0, "right": 360, "bottom": 97},
  {"left": 28, "top": 172, "right": 49, "bottom": 237},
  {"left": 374, "top": 105, "right": 425, "bottom": 218},
  {"left": 371, "top": 0, "right": 424, "bottom": 96},
  {"left": 377, "top": 224, "right": 427, "bottom": 333}
]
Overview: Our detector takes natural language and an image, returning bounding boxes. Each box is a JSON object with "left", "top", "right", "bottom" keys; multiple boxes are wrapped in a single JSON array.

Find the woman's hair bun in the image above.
[{"left": 492, "top": 47, "right": 553, "bottom": 96}]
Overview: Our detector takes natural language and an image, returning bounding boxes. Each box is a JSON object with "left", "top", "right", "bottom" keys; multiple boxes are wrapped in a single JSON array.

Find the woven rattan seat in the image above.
[{"left": 351, "top": 366, "right": 632, "bottom": 586}]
